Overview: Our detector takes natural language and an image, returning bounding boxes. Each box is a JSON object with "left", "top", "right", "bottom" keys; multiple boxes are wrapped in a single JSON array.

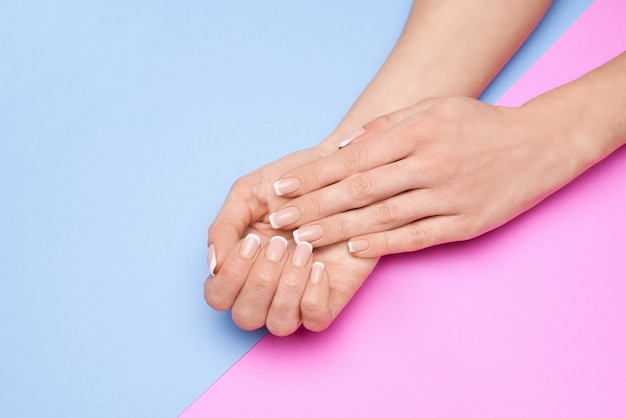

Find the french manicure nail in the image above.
[
  {"left": 292, "top": 241, "right": 312, "bottom": 267},
  {"left": 269, "top": 207, "right": 300, "bottom": 229},
  {"left": 273, "top": 177, "right": 301, "bottom": 196},
  {"left": 338, "top": 127, "right": 366, "bottom": 149},
  {"left": 293, "top": 224, "right": 324, "bottom": 244},
  {"left": 348, "top": 239, "right": 369, "bottom": 253},
  {"left": 207, "top": 244, "right": 217, "bottom": 276},
  {"left": 310, "top": 262, "right": 324, "bottom": 285},
  {"left": 240, "top": 233, "right": 261, "bottom": 260},
  {"left": 266, "top": 236, "right": 288, "bottom": 262}
]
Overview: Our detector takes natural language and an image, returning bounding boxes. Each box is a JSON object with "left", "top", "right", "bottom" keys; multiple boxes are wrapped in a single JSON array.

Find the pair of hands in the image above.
[{"left": 205, "top": 96, "right": 571, "bottom": 335}]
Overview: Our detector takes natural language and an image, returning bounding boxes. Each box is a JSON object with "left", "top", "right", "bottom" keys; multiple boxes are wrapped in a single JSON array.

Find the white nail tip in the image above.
[
  {"left": 273, "top": 181, "right": 284, "bottom": 196},
  {"left": 338, "top": 137, "right": 355, "bottom": 149},
  {"left": 270, "top": 235, "right": 288, "bottom": 246},
  {"left": 311, "top": 261, "right": 325, "bottom": 284},
  {"left": 246, "top": 233, "right": 261, "bottom": 245},
  {"left": 298, "top": 241, "right": 313, "bottom": 251},
  {"left": 293, "top": 229, "right": 302, "bottom": 245},
  {"left": 269, "top": 213, "right": 280, "bottom": 229}
]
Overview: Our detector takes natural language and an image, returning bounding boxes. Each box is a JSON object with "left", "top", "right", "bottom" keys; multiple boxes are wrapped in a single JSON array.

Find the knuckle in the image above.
[
  {"left": 249, "top": 271, "right": 279, "bottom": 296},
  {"left": 277, "top": 277, "right": 304, "bottom": 299},
  {"left": 304, "top": 194, "right": 326, "bottom": 218},
  {"left": 340, "top": 147, "right": 365, "bottom": 172},
  {"left": 406, "top": 224, "right": 428, "bottom": 250},
  {"left": 308, "top": 164, "right": 327, "bottom": 190},
  {"left": 349, "top": 174, "right": 375, "bottom": 201},
  {"left": 373, "top": 202, "right": 399, "bottom": 225},
  {"left": 330, "top": 216, "right": 352, "bottom": 241}
]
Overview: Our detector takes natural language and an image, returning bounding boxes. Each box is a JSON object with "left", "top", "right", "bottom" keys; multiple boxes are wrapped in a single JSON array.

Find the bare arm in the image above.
[
  {"left": 322, "top": 0, "right": 553, "bottom": 150},
  {"left": 206, "top": 0, "right": 554, "bottom": 334},
  {"left": 273, "top": 52, "right": 626, "bottom": 258}
]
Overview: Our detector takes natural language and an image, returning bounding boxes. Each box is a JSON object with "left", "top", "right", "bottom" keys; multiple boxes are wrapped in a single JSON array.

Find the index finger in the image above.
[
  {"left": 272, "top": 99, "right": 443, "bottom": 198},
  {"left": 272, "top": 130, "right": 402, "bottom": 199},
  {"left": 207, "top": 177, "right": 266, "bottom": 274}
]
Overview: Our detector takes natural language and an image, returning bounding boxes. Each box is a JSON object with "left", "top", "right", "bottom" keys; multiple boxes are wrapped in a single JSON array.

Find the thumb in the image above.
[{"left": 207, "top": 179, "right": 260, "bottom": 275}]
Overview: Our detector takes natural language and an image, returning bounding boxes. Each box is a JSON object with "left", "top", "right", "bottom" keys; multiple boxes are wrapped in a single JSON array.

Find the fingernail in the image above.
[
  {"left": 338, "top": 127, "right": 366, "bottom": 149},
  {"left": 269, "top": 207, "right": 300, "bottom": 229},
  {"left": 292, "top": 241, "right": 312, "bottom": 267},
  {"left": 266, "top": 236, "right": 288, "bottom": 262},
  {"left": 240, "top": 233, "right": 261, "bottom": 259},
  {"left": 293, "top": 224, "right": 324, "bottom": 244},
  {"left": 348, "top": 239, "right": 369, "bottom": 253},
  {"left": 310, "top": 261, "right": 324, "bottom": 285},
  {"left": 207, "top": 244, "right": 217, "bottom": 276},
  {"left": 274, "top": 177, "right": 301, "bottom": 196}
]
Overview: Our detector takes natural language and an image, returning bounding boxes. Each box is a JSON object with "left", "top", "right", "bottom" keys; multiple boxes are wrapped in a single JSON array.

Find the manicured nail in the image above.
[
  {"left": 310, "top": 262, "right": 324, "bottom": 285},
  {"left": 293, "top": 224, "right": 324, "bottom": 244},
  {"left": 292, "top": 241, "right": 312, "bottom": 267},
  {"left": 269, "top": 207, "right": 300, "bottom": 229},
  {"left": 266, "top": 236, "right": 288, "bottom": 262},
  {"left": 207, "top": 244, "right": 217, "bottom": 276},
  {"left": 348, "top": 239, "right": 369, "bottom": 253},
  {"left": 273, "top": 177, "right": 301, "bottom": 196},
  {"left": 338, "top": 127, "right": 366, "bottom": 149},
  {"left": 240, "top": 233, "right": 261, "bottom": 260}
]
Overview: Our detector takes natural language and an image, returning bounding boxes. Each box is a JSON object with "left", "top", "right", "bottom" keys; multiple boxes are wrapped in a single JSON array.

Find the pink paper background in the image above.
[{"left": 183, "top": 0, "right": 626, "bottom": 416}]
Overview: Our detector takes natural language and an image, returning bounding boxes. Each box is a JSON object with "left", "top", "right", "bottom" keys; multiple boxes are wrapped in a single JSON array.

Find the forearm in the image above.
[
  {"left": 321, "top": 0, "right": 552, "bottom": 149},
  {"left": 522, "top": 51, "right": 626, "bottom": 182}
]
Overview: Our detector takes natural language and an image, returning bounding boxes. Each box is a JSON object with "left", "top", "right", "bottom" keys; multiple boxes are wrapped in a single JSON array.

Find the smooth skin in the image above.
[
  {"left": 205, "top": 0, "right": 553, "bottom": 335},
  {"left": 273, "top": 53, "right": 626, "bottom": 257}
]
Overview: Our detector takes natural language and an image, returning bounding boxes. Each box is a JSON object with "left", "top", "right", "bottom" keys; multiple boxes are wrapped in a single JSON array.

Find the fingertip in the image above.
[
  {"left": 268, "top": 212, "right": 279, "bottom": 229},
  {"left": 240, "top": 233, "right": 262, "bottom": 260},
  {"left": 273, "top": 177, "right": 301, "bottom": 197},
  {"left": 310, "top": 261, "right": 325, "bottom": 285},
  {"left": 347, "top": 239, "right": 369, "bottom": 254},
  {"left": 337, "top": 127, "right": 366, "bottom": 149}
]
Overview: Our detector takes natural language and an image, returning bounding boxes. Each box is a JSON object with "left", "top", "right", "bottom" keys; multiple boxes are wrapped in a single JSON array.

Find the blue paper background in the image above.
[{"left": 0, "top": 0, "right": 593, "bottom": 416}]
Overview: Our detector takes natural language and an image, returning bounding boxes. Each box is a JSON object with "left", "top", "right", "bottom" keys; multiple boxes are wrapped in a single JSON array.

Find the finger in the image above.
[
  {"left": 207, "top": 177, "right": 266, "bottom": 275},
  {"left": 273, "top": 98, "right": 445, "bottom": 198},
  {"left": 293, "top": 188, "right": 448, "bottom": 248},
  {"left": 231, "top": 236, "right": 291, "bottom": 331},
  {"left": 265, "top": 241, "right": 314, "bottom": 336},
  {"left": 269, "top": 159, "right": 412, "bottom": 230},
  {"left": 204, "top": 233, "right": 262, "bottom": 311},
  {"left": 300, "top": 262, "right": 333, "bottom": 332},
  {"left": 346, "top": 215, "right": 462, "bottom": 258}
]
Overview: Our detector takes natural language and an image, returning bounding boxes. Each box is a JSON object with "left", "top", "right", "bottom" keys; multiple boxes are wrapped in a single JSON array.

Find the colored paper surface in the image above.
[
  {"left": 182, "top": 1, "right": 626, "bottom": 417},
  {"left": 0, "top": 0, "right": 602, "bottom": 416}
]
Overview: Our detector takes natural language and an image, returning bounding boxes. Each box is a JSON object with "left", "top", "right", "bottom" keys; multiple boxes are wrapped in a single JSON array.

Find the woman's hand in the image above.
[
  {"left": 270, "top": 96, "right": 594, "bottom": 257},
  {"left": 204, "top": 144, "right": 378, "bottom": 336}
]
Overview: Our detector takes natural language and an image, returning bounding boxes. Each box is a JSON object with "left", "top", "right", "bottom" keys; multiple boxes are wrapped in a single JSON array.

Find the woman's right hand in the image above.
[{"left": 269, "top": 95, "right": 602, "bottom": 258}]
